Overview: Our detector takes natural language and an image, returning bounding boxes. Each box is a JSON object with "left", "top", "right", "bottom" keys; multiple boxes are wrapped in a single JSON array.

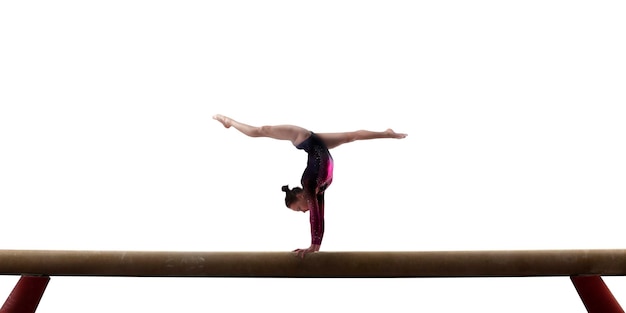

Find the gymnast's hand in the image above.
[{"left": 293, "top": 244, "right": 320, "bottom": 258}]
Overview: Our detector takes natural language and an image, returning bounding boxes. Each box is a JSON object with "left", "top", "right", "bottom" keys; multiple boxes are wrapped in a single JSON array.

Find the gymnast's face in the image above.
[{"left": 288, "top": 194, "right": 309, "bottom": 213}]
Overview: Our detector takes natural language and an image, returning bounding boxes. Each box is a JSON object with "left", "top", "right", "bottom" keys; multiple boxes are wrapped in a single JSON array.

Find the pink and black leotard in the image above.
[{"left": 295, "top": 132, "right": 334, "bottom": 245}]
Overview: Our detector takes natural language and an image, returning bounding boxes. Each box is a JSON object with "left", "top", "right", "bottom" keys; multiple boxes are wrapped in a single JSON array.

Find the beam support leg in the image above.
[
  {"left": 571, "top": 276, "right": 624, "bottom": 313},
  {"left": 0, "top": 276, "right": 50, "bottom": 313}
]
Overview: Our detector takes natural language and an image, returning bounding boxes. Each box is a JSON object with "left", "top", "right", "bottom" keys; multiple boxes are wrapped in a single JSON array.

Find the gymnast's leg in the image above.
[
  {"left": 317, "top": 129, "right": 408, "bottom": 150},
  {"left": 213, "top": 114, "right": 311, "bottom": 146}
]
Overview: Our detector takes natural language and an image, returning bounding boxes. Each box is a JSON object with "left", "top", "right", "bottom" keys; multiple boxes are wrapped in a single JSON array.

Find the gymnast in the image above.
[{"left": 213, "top": 114, "right": 407, "bottom": 258}]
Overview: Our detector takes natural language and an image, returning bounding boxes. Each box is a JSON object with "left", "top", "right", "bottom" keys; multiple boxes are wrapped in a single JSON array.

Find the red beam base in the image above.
[
  {"left": 571, "top": 276, "right": 624, "bottom": 313},
  {"left": 0, "top": 276, "right": 50, "bottom": 313}
]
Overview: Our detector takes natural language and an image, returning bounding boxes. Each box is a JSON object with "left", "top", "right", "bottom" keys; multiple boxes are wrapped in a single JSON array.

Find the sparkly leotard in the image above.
[{"left": 295, "top": 132, "right": 334, "bottom": 245}]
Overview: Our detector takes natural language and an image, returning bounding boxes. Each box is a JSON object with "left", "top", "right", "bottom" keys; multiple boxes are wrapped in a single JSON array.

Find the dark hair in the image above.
[{"left": 281, "top": 185, "right": 303, "bottom": 207}]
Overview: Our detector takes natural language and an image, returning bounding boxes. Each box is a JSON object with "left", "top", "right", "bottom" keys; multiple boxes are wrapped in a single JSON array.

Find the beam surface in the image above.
[{"left": 1, "top": 249, "right": 625, "bottom": 278}]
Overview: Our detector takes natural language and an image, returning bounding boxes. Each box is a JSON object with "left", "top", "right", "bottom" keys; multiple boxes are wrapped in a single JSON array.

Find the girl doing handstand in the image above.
[{"left": 213, "top": 114, "right": 407, "bottom": 258}]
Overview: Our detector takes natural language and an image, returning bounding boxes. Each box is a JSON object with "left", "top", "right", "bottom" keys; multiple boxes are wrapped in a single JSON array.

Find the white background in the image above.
[{"left": 1, "top": 1, "right": 625, "bottom": 312}]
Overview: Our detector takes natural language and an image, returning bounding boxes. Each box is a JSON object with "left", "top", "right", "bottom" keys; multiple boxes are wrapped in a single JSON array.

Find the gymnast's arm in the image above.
[{"left": 294, "top": 184, "right": 323, "bottom": 258}]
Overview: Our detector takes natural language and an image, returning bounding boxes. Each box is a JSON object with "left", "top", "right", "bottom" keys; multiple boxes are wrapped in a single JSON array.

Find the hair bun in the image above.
[{"left": 281, "top": 185, "right": 289, "bottom": 192}]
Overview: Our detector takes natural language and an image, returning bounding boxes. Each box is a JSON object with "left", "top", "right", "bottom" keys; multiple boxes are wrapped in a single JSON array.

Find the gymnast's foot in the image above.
[
  {"left": 213, "top": 114, "right": 232, "bottom": 128},
  {"left": 386, "top": 128, "right": 408, "bottom": 139}
]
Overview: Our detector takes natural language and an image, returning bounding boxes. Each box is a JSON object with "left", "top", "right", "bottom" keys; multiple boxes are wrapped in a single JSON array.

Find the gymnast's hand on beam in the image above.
[{"left": 293, "top": 244, "right": 320, "bottom": 258}]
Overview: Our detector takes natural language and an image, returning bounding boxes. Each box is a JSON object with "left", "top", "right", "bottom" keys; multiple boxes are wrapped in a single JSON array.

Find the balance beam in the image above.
[{"left": 1, "top": 249, "right": 625, "bottom": 278}]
